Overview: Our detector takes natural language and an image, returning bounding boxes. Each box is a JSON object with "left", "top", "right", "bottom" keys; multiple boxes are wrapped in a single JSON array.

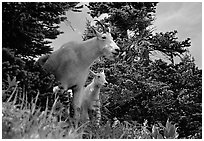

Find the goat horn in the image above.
[{"left": 94, "top": 19, "right": 106, "bottom": 33}]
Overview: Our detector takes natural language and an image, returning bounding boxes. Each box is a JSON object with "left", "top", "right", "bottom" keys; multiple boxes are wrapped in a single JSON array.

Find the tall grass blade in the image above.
[
  {"left": 39, "top": 97, "right": 49, "bottom": 127},
  {"left": 25, "top": 91, "right": 28, "bottom": 109},
  {"left": 13, "top": 87, "right": 19, "bottom": 105},
  {"left": 6, "top": 84, "right": 18, "bottom": 102},
  {"left": 31, "top": 91, "right": 40, "bottom": 114},
  {"left": 48, "top": 96, "right": 59, "bottom": 120}
]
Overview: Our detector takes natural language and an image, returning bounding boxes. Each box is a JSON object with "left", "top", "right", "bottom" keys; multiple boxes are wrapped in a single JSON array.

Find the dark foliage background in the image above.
[
  {"left": 2, "top": 2, "right": 83, "bottom": 108},
  {"left": 2, "top": 2, "right": 202, "bottom": 139}
]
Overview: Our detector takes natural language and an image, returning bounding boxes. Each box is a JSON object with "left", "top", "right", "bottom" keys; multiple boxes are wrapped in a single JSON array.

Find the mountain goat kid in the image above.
[{"left": 80, "top": 69, "right": 108, "bottom": 126}]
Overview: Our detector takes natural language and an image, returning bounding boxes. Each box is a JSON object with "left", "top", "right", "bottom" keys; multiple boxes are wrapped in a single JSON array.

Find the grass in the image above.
[
  {"left": 2, "top": 76, "right": 179, "bottom": 139},
  {"left": 2, "top": 92, "right": 86, "bottom": 139}
]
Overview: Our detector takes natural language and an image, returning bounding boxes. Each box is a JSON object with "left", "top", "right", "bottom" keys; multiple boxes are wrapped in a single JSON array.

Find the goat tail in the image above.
[{"left": 35, "top": 54, "right": 50, "bottom": 67}]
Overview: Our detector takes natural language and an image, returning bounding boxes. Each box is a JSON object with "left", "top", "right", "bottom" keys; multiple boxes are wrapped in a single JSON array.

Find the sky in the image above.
[
  {"left": 153, "top": 2, "right": 202, "bottom": 68},
  {"left": 51, "top": 2, "right": 202, "bottom": 68}
]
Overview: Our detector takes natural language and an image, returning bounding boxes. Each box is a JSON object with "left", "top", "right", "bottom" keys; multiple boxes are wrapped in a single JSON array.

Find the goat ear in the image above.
[
  {"left": 91, "top": 27, "right": 101, "bottom": 38},
  {"left": 90, "top": 70, "right": 96, "bottom": 76},
  {"left": 107, "top": 27, "right": 111, "bottom": 33}
]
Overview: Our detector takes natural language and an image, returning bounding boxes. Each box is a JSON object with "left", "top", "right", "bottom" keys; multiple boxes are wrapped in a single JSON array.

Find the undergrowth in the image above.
[{"left": 2, "top": 75, "right": 180, "bottom": 139}]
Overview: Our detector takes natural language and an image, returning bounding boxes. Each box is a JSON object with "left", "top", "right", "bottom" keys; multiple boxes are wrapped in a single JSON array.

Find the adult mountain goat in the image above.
[{"left": 37, "top": 21, "right": 120, "bottom": 121}]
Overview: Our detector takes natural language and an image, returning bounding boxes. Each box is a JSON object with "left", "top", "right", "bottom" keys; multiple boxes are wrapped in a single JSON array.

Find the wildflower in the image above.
[{"left": 112, "top": 117, "right": 120, "bottom": 128}]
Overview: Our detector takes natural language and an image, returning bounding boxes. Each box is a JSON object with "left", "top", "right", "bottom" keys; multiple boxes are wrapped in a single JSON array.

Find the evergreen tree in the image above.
[{"left": 2, "top": 2, "right": 82, "bottom": 58}]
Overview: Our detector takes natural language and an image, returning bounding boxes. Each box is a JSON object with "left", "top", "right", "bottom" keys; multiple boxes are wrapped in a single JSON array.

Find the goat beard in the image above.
[
  {"left": 107, "top": 52, "right": 120, "bottom": 61},
  {"left": 103, "top": 51, "right": 118, "bottom": 60}
]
